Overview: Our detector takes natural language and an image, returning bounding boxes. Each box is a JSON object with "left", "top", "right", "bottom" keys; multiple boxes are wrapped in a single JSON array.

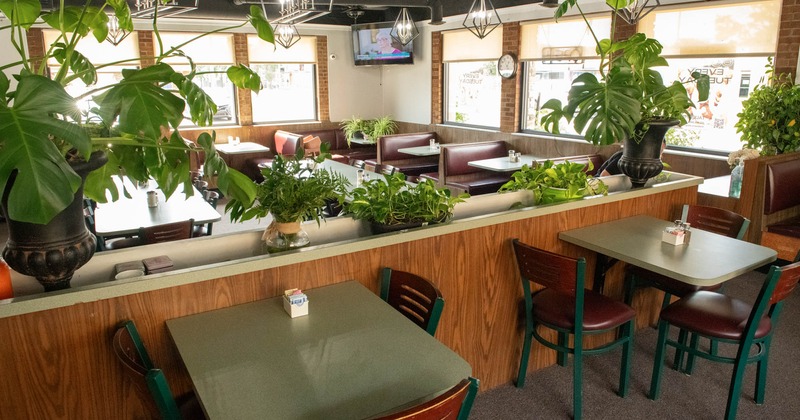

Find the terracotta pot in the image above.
[
  {"left": 1, "top": 151, "right": 108, "bottom": 291},
  {"left": 618, "top": 120, "right": 677, "bottom": 188}
]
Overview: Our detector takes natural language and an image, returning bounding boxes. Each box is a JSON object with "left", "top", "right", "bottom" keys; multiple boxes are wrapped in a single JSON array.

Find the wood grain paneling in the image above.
[{"left": 0, "top": 188, "right": 695, "bottom": 419}]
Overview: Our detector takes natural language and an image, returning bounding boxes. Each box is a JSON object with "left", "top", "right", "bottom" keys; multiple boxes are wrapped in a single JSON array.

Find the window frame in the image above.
[{"left": 442, "top": 60, "right": 503, "bottom": 130}]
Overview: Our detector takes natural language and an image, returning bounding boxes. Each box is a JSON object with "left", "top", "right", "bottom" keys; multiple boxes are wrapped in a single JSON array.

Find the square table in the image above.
[
  {"left": 348, "top": 137, "right": 376, "bottom": 146},
  {"left": 468, "top": 155, "right": 543, "bottom": 172},
  {"left": 94, "top": 181, "right": 220, "bottom": 239},
  {"left": 559, "top": 215, "right": 777, "bottom": 293},
  {"left": 215, "top": 142, "right": 270, "bottom": 154},
  {"left": 166, "top": 281, "right": 471, "bottom": 420},
  {"left": 397, "top": 145, "right": 441, "bottom": 156}
]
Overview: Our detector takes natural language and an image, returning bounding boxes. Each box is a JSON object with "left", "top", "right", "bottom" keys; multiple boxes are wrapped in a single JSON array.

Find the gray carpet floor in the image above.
[{"left": 471, "top": 270, "right": 800, "bottom": 420}]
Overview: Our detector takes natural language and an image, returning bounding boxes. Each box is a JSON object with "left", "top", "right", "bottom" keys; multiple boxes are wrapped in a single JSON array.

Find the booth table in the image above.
[
  {"left": 166, "top": 281, "right": 471, "bottom": 420},
  {"left": 468, "top": 155, "right": 543, "bottom": 172},
  {"left": 398, "top": 145, "right": 441, "bottom": 156}
]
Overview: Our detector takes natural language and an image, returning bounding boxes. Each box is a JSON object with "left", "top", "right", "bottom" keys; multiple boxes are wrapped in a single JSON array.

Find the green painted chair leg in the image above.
[
  {"left": 660, "top": 292, "right": 673, "bottom": 310},
  {"left": 673, "top": 329, "right": 689, "bottom": 371},
  {"left": 573, "top": 344, "right": 583, "bottom": 420},
  {"left": 650, "top": 321, "right": 669, "bottom": 400},
  {"left": 755, "top": 340, "right": 772, "bottom": 404},
  {"left": 725, "top": 359, "right": 748, "bottom": 420},
  {"left": 557, "top": 332, "right": 568, "bottom": 366},
  {"left": 684, "top": 333, "right": 700, "bottom": 374},
  {"left": 618, "top": 320, "right": 633, "bottom": 397},
  {"left": 516, "top": 329, "right": 533, "bottom": 388}
]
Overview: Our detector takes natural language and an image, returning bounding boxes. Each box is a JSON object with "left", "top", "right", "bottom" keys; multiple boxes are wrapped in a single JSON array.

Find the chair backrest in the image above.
[
  {"left": 511, "top": 239, "right": 582, "bottom": 295},
  {"left": 274, "top": 130, "right": 303, "bottom": 155},
  {"left": 681, "top": 204, "right": 750, "bottom": 239},
  {"left": 139, "top": 219, "right": 195, "bottom": 245},
  {"left": 303, "top": 136, "right": 322, "bottom": 157},
  {"left": 193, "top": 180, "right": 208, "bottom": 194},
  {"left": 380, "top": 267, "right": 445, "bottom": 336},
  {"left": 204, "top": 190, "right": 220, "bottom": 208},
  {"left": 373, "top": 377, "right": 479, "bottom": 420},
  {"left": 739, "top": 261, "right": 800, "bottom": 349},
  {"left": 112, "top": 320, "right": 182, "bottom": 420},
  {"left": 380, "top": 164, "right": 397, "bottom": 176},
  {"left": 350, "top": 159, "right": 366, "bottom": 169}
]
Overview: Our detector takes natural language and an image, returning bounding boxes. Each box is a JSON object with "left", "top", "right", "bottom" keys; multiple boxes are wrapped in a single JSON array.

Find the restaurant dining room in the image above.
[{"left": 1, "top": 0, "right": 799, "bottom": 419}]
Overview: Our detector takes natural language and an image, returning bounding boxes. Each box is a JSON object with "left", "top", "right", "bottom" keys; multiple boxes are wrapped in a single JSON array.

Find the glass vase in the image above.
[{"left": 262, "top": 221, "right": 310, "bottom": 253}]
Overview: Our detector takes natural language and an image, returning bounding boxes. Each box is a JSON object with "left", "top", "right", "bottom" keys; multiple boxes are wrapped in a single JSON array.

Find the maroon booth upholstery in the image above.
[
  {"left": 365, "top": 132, "right": 439, "bottom": 177},
  {"left": 425, "top": 141, "right": 512, "bottom": 195}
]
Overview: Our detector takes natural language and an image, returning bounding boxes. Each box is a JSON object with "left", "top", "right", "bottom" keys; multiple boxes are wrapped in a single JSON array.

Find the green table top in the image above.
[{"left": 166, "top": 281, "right": 471, "bottom": 419}]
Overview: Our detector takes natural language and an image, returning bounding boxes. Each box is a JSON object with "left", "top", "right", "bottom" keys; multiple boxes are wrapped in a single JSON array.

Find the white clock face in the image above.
[{"left": 498, "top": 54, "right": 516, "bottom": 78}]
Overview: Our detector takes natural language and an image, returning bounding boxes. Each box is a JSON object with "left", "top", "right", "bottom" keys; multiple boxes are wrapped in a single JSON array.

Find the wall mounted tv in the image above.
[{"left": 352, "top": 22, "right": 414, "bottom": 66}]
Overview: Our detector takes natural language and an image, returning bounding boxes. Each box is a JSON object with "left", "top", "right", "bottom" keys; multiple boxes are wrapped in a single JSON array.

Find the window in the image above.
[
  {"left": 638, "top": 0, "right": 781, "bottom": 153},
  {"left": 160, "top": 33, "right": 238, "bottom": 127},
  {"left": 442, "top": 29, "right": 503, "bottom": 128},
  {"left": 248, "top": 35, "right": 318, "bottom": 124},
  {"left": 519, "top": 16, "right": 610, "bottom": 136}
]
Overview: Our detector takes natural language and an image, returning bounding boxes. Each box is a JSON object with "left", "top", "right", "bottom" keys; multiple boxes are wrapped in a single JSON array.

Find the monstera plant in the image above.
[{"left": 0, "top": 0, "right": 272, "bottom": 290}]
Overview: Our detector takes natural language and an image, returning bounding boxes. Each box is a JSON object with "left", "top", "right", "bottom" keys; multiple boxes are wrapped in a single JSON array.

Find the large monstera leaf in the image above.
[
  {"left": 0, "top": 0, "right": 41, "bottom": 29},
  {"left": 568, "top": 71, "right": 642, "bottom": 146},
  {"left": 96, "top": 63, "right": 185, "bottom": 140},
  {"left": 0, "top": 75, "right": 92, "bottom": 224}
]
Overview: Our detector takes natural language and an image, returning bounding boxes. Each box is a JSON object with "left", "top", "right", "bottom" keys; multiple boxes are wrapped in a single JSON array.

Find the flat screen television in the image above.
[{"left": 352, "top": 22, "right": 414, "bottom": 66}]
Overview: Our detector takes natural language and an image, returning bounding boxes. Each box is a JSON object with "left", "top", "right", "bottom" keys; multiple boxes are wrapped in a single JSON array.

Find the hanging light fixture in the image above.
[
  {"left": 275, "top": 23, "right": 301, "bottom": 49},
  {"left": 463, "top": 0, "right": 501, "bottom": 40},
  {"left": 611, "top": 0, "right": 660, "bottom": 25},
  {"left": 129, "top": 0, "right": 199, "bottom": 19},
  {"left": 390, "top": 8, "right": 418, "bottom": 46},
  {"left": 105, "top": 14, "right": 130, "bottom": 46}
]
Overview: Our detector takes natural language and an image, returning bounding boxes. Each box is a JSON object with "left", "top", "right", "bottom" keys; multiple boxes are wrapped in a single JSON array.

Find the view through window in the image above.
[
  {"left": 251, "top": 63, "right": 317, "bottom": 123},
  {"left": 445, "top": 61, "right": 501, "bottom": 128}
]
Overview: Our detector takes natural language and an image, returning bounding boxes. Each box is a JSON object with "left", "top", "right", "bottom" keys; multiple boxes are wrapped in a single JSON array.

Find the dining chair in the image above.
[
  {"left": 194, "top": 191, "right": 220, "bottom": 237},
  {"left": 379, "top": 267, "right": 444, "bottom": 336},
  {"left": 511, "top": 239, "right": 635, "bottom": 420},
  {"left": 349, "top": 159, "right": 366, "bottom": 169},
  {"left": 303, "top": 136, "right": 322, "bottom": 158},
  {"left": 140, "top": 219, "right": 195, "bottom": 244},
  {"left": 193, "top": 180, "right": 208, "bottom": 196},
  {"left": 624, "top": 204, "right": 751, "bottom": 309},
  {"left": 649, "top": 260, "right": 800, "bottom": 420},
  {"left": 378, "top": 164, "right": 397, "bottom": 176},
  {"left": 373, "top": 377, "right": 479, "bottom": 420},
  {"left": 113, "top": 320, "right": 204, "bottom": 420}
]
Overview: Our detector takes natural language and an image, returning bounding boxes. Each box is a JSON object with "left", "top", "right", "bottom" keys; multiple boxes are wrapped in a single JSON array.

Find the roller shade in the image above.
[
  {"left": 44, "top": 29, "right": 139, "bottom": 67},
  {"left": 519, "top": 16, "right": 610, "bottom": 61},
  {"left": 638, "top": 0, "right": 780, "bottom": 56},
  {"left": 442, "top": 28, "right": 503, "bottom": 62},
  {"left": 159, "top": 32, "right": 234, "bottom": 64},
  {"left": 248, "top": 35, "right": 316, "bottom": 63}
]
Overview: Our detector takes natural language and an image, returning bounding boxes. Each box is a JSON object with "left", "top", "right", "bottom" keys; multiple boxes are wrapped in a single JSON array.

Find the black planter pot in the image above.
[
  {"left": 1, "top": 151, "right": 108, "bottom": 292},
  {"left": 618, "top": 120, "right": 677, "bottom": 188},
  {"left": 370, "top": 221, "right": 425, "bottom": 235}
]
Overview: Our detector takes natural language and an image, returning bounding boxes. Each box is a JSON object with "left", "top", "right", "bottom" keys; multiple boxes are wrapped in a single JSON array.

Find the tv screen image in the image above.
[{"left": 352, "top": 22, "right": 414, "bottom": 66}]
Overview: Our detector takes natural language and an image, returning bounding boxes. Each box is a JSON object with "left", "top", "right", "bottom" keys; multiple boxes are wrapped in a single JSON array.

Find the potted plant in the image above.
[
  {"left": 341, "top": 116, "right": 370, "bottom": 145},
  {"left": 0, "top": 0, "right": 273, "bottom": 290},
  {"left": 344, "top": 173, "right": 468, "bottom": 234},
  {"left": 735, "top": 60, "right": 800, "bottom": 155},
  {"left": 225, "top": 146, "right": 350, "bottom": 252},
  {"left": 366, "top": 115, "right": 397, "bottom": 142},
  {"left": 539, "top": 0, "right": 710, "bottom": 187},
  {"left": 499, "top": 160, "right": 608, "bottom": 205}
]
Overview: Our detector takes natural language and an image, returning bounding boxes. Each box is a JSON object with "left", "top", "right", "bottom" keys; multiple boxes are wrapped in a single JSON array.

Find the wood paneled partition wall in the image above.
[{"left": 0, "top": 187, "right": 696, "bottom": 419}]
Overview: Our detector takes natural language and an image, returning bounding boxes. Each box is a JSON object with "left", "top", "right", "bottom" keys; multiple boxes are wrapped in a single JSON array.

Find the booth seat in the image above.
[
  {"left": 420, "top": 141, "right": 512, "bottom": 196},
  {"left": 365, "top": 132, "right": 439, "bottom": 177},
  {"left": 760, "top": 158, "right": 800, "bottom": 261},
  {"left": 243, "top": 130, "right": 303, "bottom": 181}
]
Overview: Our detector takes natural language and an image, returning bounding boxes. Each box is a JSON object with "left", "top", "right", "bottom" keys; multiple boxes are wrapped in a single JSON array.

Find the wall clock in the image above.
[{"left": 497, "top": 53, "right": 518, "bottom": 79}]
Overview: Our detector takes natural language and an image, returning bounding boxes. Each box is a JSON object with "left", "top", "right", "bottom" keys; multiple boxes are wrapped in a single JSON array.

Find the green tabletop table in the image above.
[{"left": 166, "top": 281, "right": 471, "bottom": 419}]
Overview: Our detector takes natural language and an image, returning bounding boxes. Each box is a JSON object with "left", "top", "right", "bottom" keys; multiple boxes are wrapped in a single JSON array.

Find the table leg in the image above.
[{"left": 593, "top": 254, "right": 618, "bottom": 294}]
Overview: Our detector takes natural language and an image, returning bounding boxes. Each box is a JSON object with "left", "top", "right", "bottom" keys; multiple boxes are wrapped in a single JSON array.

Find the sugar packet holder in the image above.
[
  {"left": 283, "top": 288, "right": 309, "bottom": 318},
  {"left": 662, "top": 220, "right": 691, "bottom": 246}
]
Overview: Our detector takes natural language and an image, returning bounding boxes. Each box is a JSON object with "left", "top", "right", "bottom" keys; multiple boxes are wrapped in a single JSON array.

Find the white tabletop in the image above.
[
  {"left": 559, "top": 215, "right": 777, "bottom": 287},
  {"left": 698, "top": 175, "right": 732, "bottom": 198},
  {"left": 216, "top": 142, "right": 270, "bottom": 154},
  {"left": 166, "top": 281, "right": 471, "bottom": 420},
  {"left": 94, "top": 182, "right": 221, "bottom": 237},
  {"left": 468, "top": 155, "right": 543, "bottom": 172},
  {"left": 348, "top": 137, "right": 375, "bottom": 145},
  {"left": 398, "top": 145, "right": 441, "bottom": 156}
]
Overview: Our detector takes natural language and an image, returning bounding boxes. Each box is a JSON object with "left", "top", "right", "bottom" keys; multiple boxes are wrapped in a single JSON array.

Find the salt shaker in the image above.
[
  {"left": 429, "top": 138, "right": 436, "bottom": 149},
  {"left": 146, "top": 191, "right": 158, "bottom": 208},
  {"left": 356, "top": 169, "right": 365, "bottom": 186},
  {"left": 508, "top": 150, "right": 516, "bottom": 162}
]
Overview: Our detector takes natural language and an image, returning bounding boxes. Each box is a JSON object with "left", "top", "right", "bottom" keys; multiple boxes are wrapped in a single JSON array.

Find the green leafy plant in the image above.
[
  {"left": 367, "top": 115, "right": 397, "bottom": 140},
  {"left": 226, "top": 145, "right": 350, "bottom": 224},
  {"left": 340, "top": 115, "right": 397, "bottom": 145},
  {"left": 735, "top": 60, "right": 800, "bottom": 155},
  {"left": 499, "top": 160, "right": 608, "bottom": 205},
  {"left": 0, "top": 0, "right": 274, "bottom": 224},
  {"left": 539, "top": 0, "right": 710, "bottom": 146},
  {"left": 341, "top": 116, "right": 370, "bottom": 145},
  {"left": 344, "top": 173, "right": 468, "bottom": 226}
]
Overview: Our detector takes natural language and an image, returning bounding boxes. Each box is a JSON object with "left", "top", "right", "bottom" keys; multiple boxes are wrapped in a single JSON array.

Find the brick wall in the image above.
[
  {"left": 500, "top": 22, "right": 521, "bottom": 133},
  {"left": 233, "top": 33, "right": 252, "bottom": 126},
  {"left": 776, "top": 0, "right": 800, "bottom": 78},
  {"left": 612, "top": 13, "right": 637, "bottom": 42},
  {"left": 25, "top": 28, "right": 45, "bottom": 73},
  {"left": 137, "top": 31, "right": 155, "bottom": 68},
  {"left": 430, "top": 31, "right": 443, "bottom": 125},
  {"left": 316, "top": 36, "right": 330, "bottom": 122}
]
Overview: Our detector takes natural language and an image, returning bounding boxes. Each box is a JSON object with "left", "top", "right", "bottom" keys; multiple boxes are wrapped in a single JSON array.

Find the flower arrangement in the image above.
[{"left": 726, "top": 148, "right": 760, "bottom": 169}]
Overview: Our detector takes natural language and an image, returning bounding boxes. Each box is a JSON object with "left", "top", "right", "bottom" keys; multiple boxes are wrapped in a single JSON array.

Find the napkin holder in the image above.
[
  {"left": 283, "top": 289, "right": 309, "bottom": 318},
  {"left": 142, "top": 255, "right": 174, "bottom": 274},
  {"left": 661, "top": 227, "right": 686, "bottom": 246}
]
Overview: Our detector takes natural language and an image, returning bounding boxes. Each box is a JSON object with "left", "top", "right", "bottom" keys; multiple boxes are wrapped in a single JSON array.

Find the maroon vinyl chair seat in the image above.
[
  {"left": 532, "top": 288, "right": 636, "bottom": 331},
  {"left": 660, "top": 291, "right": 772, "bottom": 340}
]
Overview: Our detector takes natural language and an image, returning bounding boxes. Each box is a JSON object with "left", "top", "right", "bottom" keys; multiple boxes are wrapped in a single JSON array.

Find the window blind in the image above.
[
  {"left": 159, "top": 32, "right": 234, "bottom": 64},
  {"left": 248, "top": 35, "right": 316, "bottom": 63},
  {"left": 44, "top": 29, "right": 139, "bottom": 68},
  {"left": 519, "top": 15, "right": 610, "bottom": 61},
  {"left": 442, "top": 28, "right": 503, "bottom": 62}
]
